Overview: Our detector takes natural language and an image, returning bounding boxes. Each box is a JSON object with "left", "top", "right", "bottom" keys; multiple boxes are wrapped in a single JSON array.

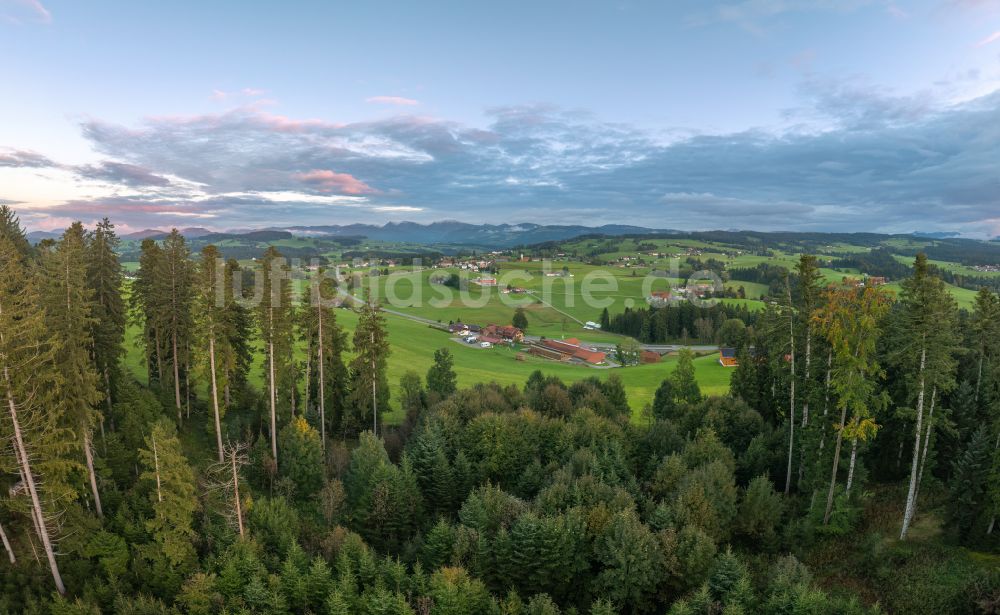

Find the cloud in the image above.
[
  {"left": 0, "top": 148, "right": 60, "bottom": 168},
  {"left": 75, "top": 161, "right": 172, "bottom": 187},
  {"left": 366, "top": 96, "right": 420, "bottom": 106},
  {"left": 977, "top": 30, "right": 1000, "bottom": 46},
  {"left": 8, "top": 84, "right": 1000, "bottom": 234},
  {"left": 294, "top": 170, "right": 375, "bottom": 195},
  {"left": 1, "top": 0, "right": 50, "bottom": 24}
]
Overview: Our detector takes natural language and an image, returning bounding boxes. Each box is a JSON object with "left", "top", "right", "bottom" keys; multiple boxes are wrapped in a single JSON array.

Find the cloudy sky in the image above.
[{"left": 2, "top": 0, "right": 1000, "bottom": 236}]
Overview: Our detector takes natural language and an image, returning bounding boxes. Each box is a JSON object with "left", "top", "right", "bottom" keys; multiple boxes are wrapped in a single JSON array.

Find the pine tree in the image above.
[
  {"left": 85, "top": 218, "right": 125, "bottom": 426},
  {"left": 158, "top": 230, "right": 195, "bottom": 422},
  {"left": 194, "top": 245, "right": 234, "bottom": 461},
  {"left": 0, "top": 204, "right": 31, "bottom": 260},
  {"left": 347, "top": 300, "right": 390, "bottom": 436},
  {"left": 139, "top": 418, "right": 198, "bottom": 571},
  {"left": 890, "top": 254, "right": 959, "bottom": 539},
  {"left": 427, "top": 347, "right": 457, "bottom": 399},
  {"left": 40, "top": 223, "right": 105, "bottom": 517},
  {"left": 0, "top": 233, "right": 70, "bottom": 594},
  {"left": 256, "top": 246, "right": 294, "bottom": 466},
  {"left": 815, "top": 284, "right": 889, "bottom": 525},
  {"left": 132, "top": 239, "right": 166, "bottom": 386},
  {"left": 512, "top": 307, "right": 529, "bottom": 332},
  {"left": 301, "top": 268, "right": 348, "bottom": 442},
  {"left": 672, "top": 348, "right": 702, "bottom": 405}
]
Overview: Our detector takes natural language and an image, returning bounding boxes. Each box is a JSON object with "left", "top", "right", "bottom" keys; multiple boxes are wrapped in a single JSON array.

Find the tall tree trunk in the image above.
[
  {"left": 268, "top": 336, "right": 278, "bottom": 467},
  {"left": 818, "top": 349, "right": 832, "bottom": 453},
  {"left": 798, "top": 328, "right": 812, "bottom": 485},
  {"left": 83, "top": 430, "right": 103, "bottom": 518},
  {"left": 900, "top": 345, "right": 927, "bottom": 540},
  {"left": 303, "top": 338, "right": 311, "bottom": 420},
  {"left": 154, "top": 326, "right": 164, "bottom": 385},
  {"left": 231, "top": 448, "right": 245, "bottom": 539},
  {"left": 914, "top": 387, "right": 937, "bottom": 505},
  {"left": 172, "top": 330, "right": 181, "bottom": 422},
  {"left": 845, "top": 437, "right": 858, "bottom": 494},
  {"left": 104, "top": 368, "right": 114, "bottom": 432},
  {"left": 990, "top": 431, "right": 1000, "bottom": 535},
  {"left": 185, "top": 344, "right": 191, "bottom": 420},
  {"left": 209, "top": 334, "right": 224, "bottom": 463},
  {"left": 0, "top": 520, "right": 14, "bottom": 564},
  {"left": 976, "top": 349, "right": 984, "bottom": 403},
  {"left": 151, "top": 433, "right": 162, "bottom": 503},
  {"left": 5, "top": 377, "right": 66, "bottom": 594},
  {"left": 785, "top": 281, "right": 796, "bottom": 495},
  {"left": 823, "top": 403, "right": 848, "bottom": 524},
  {"left": 371, "top": 329, "right": 378, "bottom": 437},
  {"left": 317, "top": 304, "right": 326, "bottom": 447}
]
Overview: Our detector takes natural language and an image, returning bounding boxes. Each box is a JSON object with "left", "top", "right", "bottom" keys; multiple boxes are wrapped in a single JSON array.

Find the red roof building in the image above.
[{"left": 541, "top": 339, "right": 607, "bottom": 364}]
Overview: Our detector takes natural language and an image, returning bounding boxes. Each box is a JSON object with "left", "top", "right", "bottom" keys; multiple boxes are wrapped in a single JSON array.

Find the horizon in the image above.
[{"left": 3, "top": 1, "right": 1000, "bottom": 236}]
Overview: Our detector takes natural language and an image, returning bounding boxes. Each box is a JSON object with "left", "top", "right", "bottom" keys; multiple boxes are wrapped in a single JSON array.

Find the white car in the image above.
[{"left": 480, "top": 341, "right": 492, "bottom": 348}]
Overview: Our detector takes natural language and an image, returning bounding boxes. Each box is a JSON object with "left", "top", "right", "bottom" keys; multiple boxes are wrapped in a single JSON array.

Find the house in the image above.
[
  {"left": 866, "top": 276, "right": 887, "bottom": 286},
  {"left": 719, "top": 347, "right": 739, "bottom": 367},
  {"left": 448, "top": 322, "right": 470, "bottom": 334},
  {"left": 476, "top": 277, "right": 498, "bottom": 286},
  {"left": 483, "top": 324, "right": 524, "bottom": 343},
  {"left": 541, "top": 338, "right": 606, "bottom": 365},
  {"left": 479, "top": 335, "right": 502, "bottom": 345},
  {"left": 640, "top": 350, "right": 661, "bottom": 364}
]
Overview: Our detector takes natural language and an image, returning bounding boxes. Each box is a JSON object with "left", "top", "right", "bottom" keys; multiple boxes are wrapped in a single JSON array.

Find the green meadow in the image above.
[{"left": 123, "top": 303, "right": 732, "bottom": 425}]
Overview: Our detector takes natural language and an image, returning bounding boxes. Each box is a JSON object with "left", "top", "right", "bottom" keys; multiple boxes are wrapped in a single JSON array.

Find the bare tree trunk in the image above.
[
  {"left": 785, "top": 281, "right": 796, "bottom": 495},
  {"left": 371, "top": 329, "right": 378, "bottom": 437},
  {"left": 900, "top": 345, "right": 927, "bottom": 540},
  {"left": 152, "top": 433, "right": 162, "bottom": 503},
  {"left": 209, "top": 334, "right": 224, "bottom": 463},
  {"left": 5, "top": 378, "right": 66, "bottom": 594},
  {"left": 823, "top": 404, "right": 848, "bottom": 525},
  {"left": 914, "top": 387, "right": 937, "bottom": 505},
  {"left": 845, "top": 437, "right": 858, "bottom": 494},
  {"left": 83, "top": 430, "right": 103, "bottom": 518},
  {"left": 172, "top": 330, "right": 181, "bottom": 422},
  {"left": 317, "top": 304, "right": 326, "bottom": 447},
  {"left": 154, "top": 326, "right": 164, "bottom": 385},
  {"left": 231, "top": 449, "right": 244, "bottom": 539},
  {"left": 268, "top": 336, "right": 278, "bottom": 467},
  {"left": 818, "top": 349, "right": 832, "bottom": 453},
  {"left": 799, "top": 327, "right": 812, "bottom": 485},
  {"left": 303, "top": 338, "right": 311, "bottom": 420},
  {"left": 976, "top": 349, "right": 984, "bottom": 402},
  {"left": 185, "top": 344, "right": 191, "bottom": 420},
  {"left": 0, "top": 520, "right": 14, "bottom": 564},
  {"left": 104, "top": 368, "right": 114, "bottom": 432}
]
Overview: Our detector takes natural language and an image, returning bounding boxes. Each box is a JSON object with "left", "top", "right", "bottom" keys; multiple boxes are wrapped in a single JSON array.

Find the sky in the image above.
[{"left": 2, "top": 0, "right": 1000, "bottom": 236}]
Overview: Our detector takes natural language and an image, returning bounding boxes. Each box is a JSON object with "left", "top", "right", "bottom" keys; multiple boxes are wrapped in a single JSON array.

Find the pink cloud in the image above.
[
  {"left": 976, "top": 30, "right": 1000, "bottom": 46},
  {"left": 366, "top": 95, "right": 420, "bottom": 106},
  {"left": 294, "top": 169, "right": 374, "bottom": 195}
]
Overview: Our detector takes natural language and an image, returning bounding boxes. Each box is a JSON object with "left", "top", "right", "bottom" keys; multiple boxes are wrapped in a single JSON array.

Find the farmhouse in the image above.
[
  {"left": 541, "top": 338, "right": 607, "bottom": 365},
  {"left": 483, "top": 324, "right": 524, "bottom": 342}
]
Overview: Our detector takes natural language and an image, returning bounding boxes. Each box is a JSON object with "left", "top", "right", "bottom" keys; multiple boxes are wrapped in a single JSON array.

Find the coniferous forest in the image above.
[{"left": 3, "top": 207, "right": 1000, "bottom": 614}]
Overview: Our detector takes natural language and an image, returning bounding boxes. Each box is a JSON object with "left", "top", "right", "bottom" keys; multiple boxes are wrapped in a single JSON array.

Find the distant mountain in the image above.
[
  {"left": 283, "top": 221, "right": 671, "bottom": 247},
  {"left": 912, "top": 231, "right": 961, "bottom": 239},
  {"left": 26, "top": 230, "right": 61, "bottom": 243},
  {"left": 122, "top": 226, "right": 214, "bottom": 240}
]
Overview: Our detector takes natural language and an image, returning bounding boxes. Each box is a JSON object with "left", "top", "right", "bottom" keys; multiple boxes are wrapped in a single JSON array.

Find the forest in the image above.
[{"left": 1, "top": 205, "right": 999, "bottom": 614}]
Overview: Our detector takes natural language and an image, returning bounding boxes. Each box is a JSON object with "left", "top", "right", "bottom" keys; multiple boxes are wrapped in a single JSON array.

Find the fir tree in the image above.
[{"left": 347, "top": 300, "right": 390, "bottom": 436}]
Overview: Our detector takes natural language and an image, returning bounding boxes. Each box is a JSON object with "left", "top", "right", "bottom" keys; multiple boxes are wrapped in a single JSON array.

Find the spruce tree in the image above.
[
  {"left": 158, "top": 230, "right": 195, "bottom": 422},
  {"left": 194, "top": 245, "right": 234, "bottom": 461},
  {"left": 347, "top": 300, "right": 390, "bottom": 436},
  {"left": 890, "top": 254, "right": 959, "bottom": 539},
  {"left": 40, "top": 223, "right": 105, "bottom": 517},
  {"left": 256, "top": 246, "right": 294, "bottom": 466},
  {"left": 427, "top": 347, "right": 457, "bottom": 399},
  {"left": 85, "top": 218, "right": 126, "bottom": 422},
  {"left": 0, "top": 233, "right": 69, "bottom": 594}
]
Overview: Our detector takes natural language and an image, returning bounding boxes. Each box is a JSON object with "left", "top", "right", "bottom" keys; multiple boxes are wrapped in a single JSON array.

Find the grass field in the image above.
[{"left": 123, "top": 306, "right": 732, "bottom": 425}]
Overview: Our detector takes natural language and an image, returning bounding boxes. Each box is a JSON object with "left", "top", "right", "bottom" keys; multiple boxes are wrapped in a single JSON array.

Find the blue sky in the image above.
[{"left": 2, "top": 0, "right": 1000, "bottom": 235}]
